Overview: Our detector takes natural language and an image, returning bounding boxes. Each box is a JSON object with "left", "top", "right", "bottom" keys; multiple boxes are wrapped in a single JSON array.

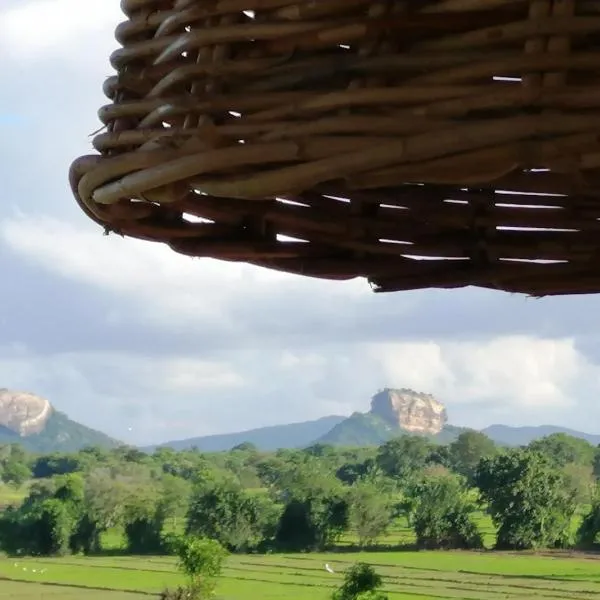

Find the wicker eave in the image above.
[{"left": 70, "top": 0, "right": 600, "bottom": 296}]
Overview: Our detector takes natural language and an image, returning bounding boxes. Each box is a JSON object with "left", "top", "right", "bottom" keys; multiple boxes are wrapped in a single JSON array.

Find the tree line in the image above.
[{"left": 1, "top": 430, "right": 600, "bottom": 556}]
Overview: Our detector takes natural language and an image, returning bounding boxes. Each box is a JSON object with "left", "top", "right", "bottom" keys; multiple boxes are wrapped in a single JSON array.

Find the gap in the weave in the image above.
[{"left": 172, "top": 51, "right": 578, "bottom": 268}]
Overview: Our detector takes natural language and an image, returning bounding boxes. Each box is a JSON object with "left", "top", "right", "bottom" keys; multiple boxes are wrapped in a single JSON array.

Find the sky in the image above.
[{"left": 2, "top": 0, "right": 600, "bottom": 445}]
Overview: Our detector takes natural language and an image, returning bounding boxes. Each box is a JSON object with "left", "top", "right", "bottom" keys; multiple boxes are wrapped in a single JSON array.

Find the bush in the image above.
[
  {"left": 475, "top": 450, "right": 575, "bottom": 550},
  {"left": 174, "top": 536, "right": 228, "bottom": 598},
  {"left": 577, "top": 503, "right": 600, "bottom": 548},
  {"left": 159, "top": 586, "right": 198, "bottom": 600},
  {"left": 332, "top": 563, "right": 387, "bottom": 600},
  {"left": 408, "top": 473, "right": 483, "bottom": 550}
]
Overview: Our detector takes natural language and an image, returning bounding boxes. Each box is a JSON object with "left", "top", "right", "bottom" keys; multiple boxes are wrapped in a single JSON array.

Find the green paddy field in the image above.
[
  {"left": 3, "top": 550, "right": 600, "bottom": 600},
  {"left": 1, "top": 486, "right": 596, "bottom": 600}
]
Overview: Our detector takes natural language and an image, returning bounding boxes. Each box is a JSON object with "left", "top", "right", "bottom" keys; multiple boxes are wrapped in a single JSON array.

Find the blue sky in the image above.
[{"left": 2, "top": 0, "right": 600, "bottom": 445}]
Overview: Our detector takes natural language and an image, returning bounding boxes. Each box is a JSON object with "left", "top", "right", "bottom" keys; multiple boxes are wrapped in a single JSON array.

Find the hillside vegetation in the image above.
[
  {"left": 1, "top": 429, "right": 599, "bottom": 558},
  {"left": 0, "top": 411, "right": 120, "bottom": 453}
]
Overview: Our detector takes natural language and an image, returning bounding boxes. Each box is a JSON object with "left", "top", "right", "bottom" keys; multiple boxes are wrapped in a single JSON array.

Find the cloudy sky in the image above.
[{"left": 2, "top": 0, "right": 600, "bottom": 445}]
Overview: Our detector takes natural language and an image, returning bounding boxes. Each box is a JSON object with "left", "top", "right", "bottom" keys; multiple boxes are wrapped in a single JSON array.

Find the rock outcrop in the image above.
[
  {"left": 370, "top": 388, "right": 447, "bottom": 435},
  {"left": 0, "top": 389, "right": 53, "bottom": 436}
]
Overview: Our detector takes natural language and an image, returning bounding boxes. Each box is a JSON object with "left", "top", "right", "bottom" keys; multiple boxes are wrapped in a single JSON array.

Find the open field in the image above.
[
  {"left": 0, "top": 483, "right": 29, "bottom": 508},
  {"left": 3, "top": 550, "right": 600, "bottom": 600}
]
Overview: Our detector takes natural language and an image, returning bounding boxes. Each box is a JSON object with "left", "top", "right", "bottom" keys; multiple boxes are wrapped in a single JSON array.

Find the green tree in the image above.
[
  {"left": 448, "top": 431, "right": 496, "bottom": 480},
  {"left": 348, "top": 480, "right": 393, "bottom": 547},
  {"left": 32, "top": 453, "right": 82, "bottom": 478},
  {"left": 2, "top": 460, "right": 31, "bottom": 486},
  {"left": 592, "top": 445, "right": 600, "bottom": 480},
  {"left": 336, "top": 459, "right": 377, "bottom": 485},
  {"left": 70, "top": 469, "right": 133, "bottom": 554},
  {"left": 332, "top": 562, "right": 387, "bottom": 600},
  {"left": 475, "top": 450, "right": 575, "bottom": 550},
  {"left": 408, "top": 469, "right": 482, "bottom": 550},
  {"left": 577, "top": 503, "right": 600, "bottom": 548},
  {"left": 529, "top": 434, "right": 595, "bottom": 468},
  {"left": 186, "top": 480, "right": 279, "bottom": 552},
  {"left": 274, "top": 460, "right": 348, "bottom": 551},
  {"left": 122, "top": 481, "right": 166, "bottom": 554},
  {"left": 376, "top": 436, "right": 432, "bottom": 480},
  {"left": 162, "top": 536, "right": 228, "bottom": 600},
  {"left": 0, "top": 473, "right": 84, "bottom": 556},
  {"left": 562, "top": 462, "right": 595, "bottom": 507},
  {"left": 160, "top": 474, "right": 192, "bottom": 529}
]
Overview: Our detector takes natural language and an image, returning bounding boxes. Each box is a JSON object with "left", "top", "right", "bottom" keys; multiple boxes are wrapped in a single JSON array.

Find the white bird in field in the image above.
[{"left": 325, "top": 563, "right": 335, "bottom": 574}]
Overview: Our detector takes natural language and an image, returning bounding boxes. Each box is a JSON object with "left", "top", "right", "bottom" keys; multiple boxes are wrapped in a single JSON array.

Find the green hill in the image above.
[
  {"left": 146, "top": 415, "right": 346, "bottom": 452},
  {"left": 317, "top": 412, "right": 467, "bottom": 446},
  {"left": 317, "top": 412, "right": 396, "bottom": 446},
  {"left": 0, "top": 410, "right": 121, "bottom": 453}
]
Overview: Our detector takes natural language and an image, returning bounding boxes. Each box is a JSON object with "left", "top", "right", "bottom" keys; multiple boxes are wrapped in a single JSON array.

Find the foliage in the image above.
[
  {"left": 348, "top": 480, "right": 394, "bottom": 547},
  {"left": 336, "top": 459, "right": 376, "bottom": 485},
  {"left": 562, "top": 463, "right": 595, "bottom": 507},
  {"left": 123, "top": 497, "right": 166, "bottom": 555},
  {"left": 0, "top": 474, "right": 84, "bottom": 556},
  {"left": 0, "top": 444, "right": 32, "bottom": 485},
  {"left": 1, "top": 460, "right": 31, "bottom": 485},
  {"left": 0, "top": 411, "right": 120, "bottom": 454},
  {"left": 160, "top": 474, "right": 192, "bottom": 528},
  {"left": 448, "top": 431, "right": 496, "bottom": 480},
  {"left": 376, "top": 436, "right": 433, "bottom": 480},
  {"left": 274, "top": 461, "right": 348, "bottom": 551},
  {"left": 319, "top": 413, "right": 396, "bottom": 447},
  {"left": 528, "top": 434, "right": 595, "bottom": 468},
  {"left": 577, "top": 503, "right": 600, "bottom": 548},
  {"left": 332, "top": 562, "right": 387, "bottom": 600},
  {"left": 276, "top": 495, "right": 348, "bottom": 551},
  {"left": 186, "top": 480, "right": 279, "bottom": 552},
  {"left": 1, "top": 426, "right": 600, "bottom": 559},
  {"left": 475, "top": 450, "right": 576, "bottom": 550},
  {"left": 407, "top": 469, "right": 483, "bottom": 550},
  {"left": 173, "top": 535, "right": 228, "bottom": 598}
]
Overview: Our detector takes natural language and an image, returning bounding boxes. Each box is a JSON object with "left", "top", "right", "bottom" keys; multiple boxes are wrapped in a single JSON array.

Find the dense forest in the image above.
[{"left": 1, "top": 430, "right": 600, "bottom": 558}]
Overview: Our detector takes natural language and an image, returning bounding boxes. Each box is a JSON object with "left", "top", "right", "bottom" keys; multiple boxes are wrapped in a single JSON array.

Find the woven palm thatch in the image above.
[{"left": 70, "top": 0, "right": 600, "bottom": 296}]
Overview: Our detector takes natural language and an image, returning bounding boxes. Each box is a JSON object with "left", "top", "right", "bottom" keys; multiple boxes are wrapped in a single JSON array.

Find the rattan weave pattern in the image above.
[{"left": 70, "top": 0, "right": 600, "bottom": 295}]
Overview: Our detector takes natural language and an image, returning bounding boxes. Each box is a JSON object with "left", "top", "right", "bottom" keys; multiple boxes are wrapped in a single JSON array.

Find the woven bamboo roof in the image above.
[{"left": 70, "top": 0, "right": 600, "bottom": 296}]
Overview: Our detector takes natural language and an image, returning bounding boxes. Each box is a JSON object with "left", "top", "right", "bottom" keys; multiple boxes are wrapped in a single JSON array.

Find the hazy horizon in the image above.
[{"left": 2, "top": 0, "right": 600, "bottom": 445}]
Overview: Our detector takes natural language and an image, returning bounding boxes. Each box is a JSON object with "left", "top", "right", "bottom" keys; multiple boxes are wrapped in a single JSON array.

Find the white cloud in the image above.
[
  {"left": 369, "top": 342, "right": 455, "bottom": 393},
  {"left": 369, "top": 336, "right": 591, "bottom": 425},
  {"left": 0, "top": 349, "right": 249, "bottom": 442},
  {"left": 0, "top": 0, "right": 122, "bottom": 62},
  {"left": 3, "top": 0, "right": 600, "bottom": 447},
  {"left": 0, "top": 216, "right": 368, "bottom": 334},
  {"left": 160, "top": 358, "right": 245, "bottom": 393}
]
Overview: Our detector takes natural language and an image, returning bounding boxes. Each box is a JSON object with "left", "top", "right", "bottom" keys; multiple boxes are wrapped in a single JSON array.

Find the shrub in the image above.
[
  {"left": 174, "top": 536, "right": 228, "bottom": 598},
  {"left": 408, "top": 473, "right": 483, "bottom": 550},
  {"left": 332, "top": 563, "right": 388, "bottom": 600}
]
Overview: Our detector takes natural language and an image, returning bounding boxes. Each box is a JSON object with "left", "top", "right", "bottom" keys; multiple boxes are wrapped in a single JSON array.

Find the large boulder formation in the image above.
[
  {"left": 370, "top": 388, "right": 447, "bottom": 435},
  {"left": 0, "top": 388, "right": 53, "bottom": 436}
]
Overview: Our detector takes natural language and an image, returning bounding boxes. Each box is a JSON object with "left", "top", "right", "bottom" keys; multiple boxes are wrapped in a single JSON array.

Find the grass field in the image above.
[
  {"left": 3, "top": 550, "right": 600, "bottom": 600},
  {"left": 0, "top": 483, "right": 28, "bottom": 508},
  {"left": 0, "top": 498, "right": 593, "bottom": 599}
]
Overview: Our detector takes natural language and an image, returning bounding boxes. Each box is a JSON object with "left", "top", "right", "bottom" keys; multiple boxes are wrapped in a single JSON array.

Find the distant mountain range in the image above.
[
  {"left": 143, "top": 415, "right": 345, "bottom": 453},
  {"left": 480, "top": 424, "right": 600, "bottom": 447},
  {"left": 3, "top": 386, "right": 600, "bottom": 455},
  {"left": 150, "top": 418, "right": 600, "bottom": 452}
]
